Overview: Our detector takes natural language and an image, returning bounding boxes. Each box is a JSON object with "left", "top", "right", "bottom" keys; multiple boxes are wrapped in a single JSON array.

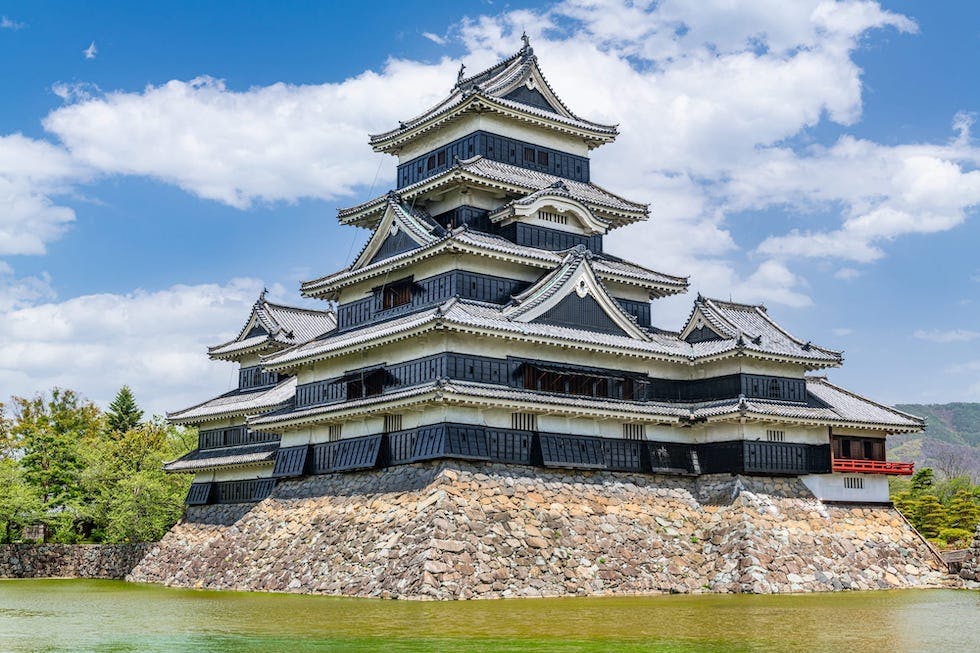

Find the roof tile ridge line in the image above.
[
  {"left": 166, "top": 377, "right": 294, "bottom": 420},
  {"left": 808, "top": 376, "right": 925, "bottom": 423},
  {"left": 748, "top": 305, "right": 843, "bottom": 357},
  {"left": 506, "top": 248, "right": 582, "bottom": 310},
  {"left": 454, "top": 47, "right": 526, "bottom": 90},
  {"left": 261, "top": 301, "right": 334, "bottom": 317},
  {"left": 697, "top": 298, "right": 740, "bottom": 338},
  {"left": 594, "top": 253, "right": 689, "bottom": 284}
]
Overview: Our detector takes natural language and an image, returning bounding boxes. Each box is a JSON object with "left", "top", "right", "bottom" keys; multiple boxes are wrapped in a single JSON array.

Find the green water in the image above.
[{"left": 0, "top": 581, "right": 976, "bottom": 652}]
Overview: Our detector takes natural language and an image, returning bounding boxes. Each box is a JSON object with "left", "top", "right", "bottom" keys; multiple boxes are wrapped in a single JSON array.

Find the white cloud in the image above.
[
  {"left": 83, "top": 41, "right": 97, "bottom": 60},
  {"left": 834, "top": 268, "right": 861, "bottom": 281},
  {"left": 43, "top": 60, "right": 458, "bottom": 208},
  {"left": 0, "top": 134, "right": 85, "bottom": 257},
  {"left": 1, "top": 15, "right": 25, "bottom": 30},
  {"left": 422, "top": 32, "right": 446, "bottom": 45},
  {"left": 0, "top": 278, "right": 285, "bottom": 415},
  {"left": 832, "top": 328, "right": 853, "bottom": 336},
  {"left": 913, "top": 329, "right": 980, "bottom": 343}
]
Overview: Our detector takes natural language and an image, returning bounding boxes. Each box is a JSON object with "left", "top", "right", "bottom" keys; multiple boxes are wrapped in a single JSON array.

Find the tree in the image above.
[
  {"left": 913, "top": 494, "right": 947, "bottom": 539},
  {"left": 9, "top": 389, "right": 105, "bottom": 541},
  {"left": 0, "top": 459, "right": 43, "bottom": 543},
  {"left": 910, "top": 467, "right": 935, "bottom": 494},
  {"left": 106, "top": 386, "right": 143, "bottom": 434},
  {"left": 946, "top": 490, "right": 980, "bottom": 532}
]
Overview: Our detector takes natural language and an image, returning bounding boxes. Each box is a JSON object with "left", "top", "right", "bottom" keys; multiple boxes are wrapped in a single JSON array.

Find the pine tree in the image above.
[
  {"left": 946, "top": 490, "right": 980, "bottom": 532},
  {"left": 913, "top": 494, "right": 947, "bottom": 539},
  {"left": 910, "top": 467, "right": 935, "bottom": 495},
  {"left": 106, "top": 386, "right": 143, "bottom": 434}
]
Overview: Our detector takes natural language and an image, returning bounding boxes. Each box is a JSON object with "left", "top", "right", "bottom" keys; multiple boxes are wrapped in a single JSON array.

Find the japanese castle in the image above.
[{"left": 166, "top": 37, "right": 920, "bottom": 507}]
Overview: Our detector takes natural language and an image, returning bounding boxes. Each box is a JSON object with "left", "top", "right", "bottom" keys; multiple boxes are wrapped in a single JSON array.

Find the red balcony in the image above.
[{"left": 832, "top": 458, "right": 914, "bottom": 475}]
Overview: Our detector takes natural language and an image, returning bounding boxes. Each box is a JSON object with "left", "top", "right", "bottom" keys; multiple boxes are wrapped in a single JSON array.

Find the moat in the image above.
[{"left": 1, "top": 580, "right": 977, "bottom": 652}]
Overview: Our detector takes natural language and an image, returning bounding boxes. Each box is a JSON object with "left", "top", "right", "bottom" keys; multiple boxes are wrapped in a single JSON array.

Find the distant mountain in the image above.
[{"left": 889, "top": 403, "right": 980, "bottom": 480}]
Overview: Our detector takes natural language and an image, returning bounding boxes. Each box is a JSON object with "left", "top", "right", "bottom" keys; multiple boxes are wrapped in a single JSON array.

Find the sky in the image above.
[{"left": 0, "top": 0, "right": 977, "bottom": 416}]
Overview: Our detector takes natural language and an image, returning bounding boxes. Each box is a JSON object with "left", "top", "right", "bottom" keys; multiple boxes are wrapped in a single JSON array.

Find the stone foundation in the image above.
[
  {"left": 960, "top": 522, "right": 980, "bottom": 582},
  {"left": 129, "top": 462, "right": 954, "bottom": 598},
  {"left": 1, "top": 543, "right": 152, "bottom": 579}
]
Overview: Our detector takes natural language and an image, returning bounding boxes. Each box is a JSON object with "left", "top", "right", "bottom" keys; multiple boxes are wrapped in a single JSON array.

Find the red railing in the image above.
[{"left": 832, "top": 458, "right": 914, "bottom": 475}]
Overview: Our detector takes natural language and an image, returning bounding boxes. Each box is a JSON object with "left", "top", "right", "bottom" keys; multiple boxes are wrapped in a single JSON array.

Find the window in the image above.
[
  {"left": 766, "top": 429, "right": 785, "bottom": 442},
  {"left": 538, "top": 210, "right": 567, "bottom": 225},
  {"left": 346, "top": 369, "right": 384, "bottom": 400},
  {"left": 328, "top": 424, "right": 342, "bottom": 442},
  {"left": 512, "top": 412, "right": 537, "bottom": 431},
  {"left": 381, "top": 279, "right": 413, "bottom": 310},
  {"left": 437, "top": 150, "right": 446, "bottom": 166},
  {"left": 384, "top": 414, "right": 403, "bottom": 432},
  {"left": 523, "top": 365, "right": 614, "bottom": 399},
  {"left": 768, "top": 379, "right": 781, "bottom": 398},
  {"left": 524, "top": 146, "right": 535, "bottom": 161},
  {"left": 833, "top": 435, "right": 885, "bottom": 461},
  {"left": 623, "top": 423, "right": 645, "bottom": 440},
  {"left": 844, "top": 477, "right": 864, "bottom": 490},
  {"left": 537, "top": 150, "right": 549, "bottom": 166},
  {"left": 426, "top": 155, "right": 436, "bottom": 170}
]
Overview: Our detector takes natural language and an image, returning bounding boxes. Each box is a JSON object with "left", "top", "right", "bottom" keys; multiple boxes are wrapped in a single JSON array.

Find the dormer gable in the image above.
[
  {"left": 489, "top": 182, "right": 610, "bottom": 236},
  {"left": 503, "top": 246, "right": 649, "bottom": 340},
  {"left": 208, "top": 291, "right": 336, "bottom": 362},
  {"left": 351, "top": 193, "right": 446, "bottom": 269}
]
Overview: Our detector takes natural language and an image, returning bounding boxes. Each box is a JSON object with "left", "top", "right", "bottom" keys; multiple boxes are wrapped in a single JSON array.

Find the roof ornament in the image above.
[
  {"left": 751, "top": 335, "right": 762, "bottom": 345},
  {"left": 456, "top": 63, "right": 466, "bottom": 85},
  {"left": 802, "top": 340, "right": 812, "bottom": 351},
  {"left": 520, "top": 31, "right": 532, "bottom": 56},
  {"left": 258, "top": 287, "right": 268, "bottom": 303}
]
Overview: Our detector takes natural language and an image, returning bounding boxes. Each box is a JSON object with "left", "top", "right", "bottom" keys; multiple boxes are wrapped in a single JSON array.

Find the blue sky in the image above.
[{"left": 0, "top": 0, "right": 977, "bottom": 415}]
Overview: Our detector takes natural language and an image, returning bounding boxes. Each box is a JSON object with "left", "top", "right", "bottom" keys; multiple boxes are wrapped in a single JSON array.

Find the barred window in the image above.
[
  {"left": 328, "top": 424, "right": 342, "bottom": 442},
  {"left": 766, "top": 429, "right": 785, "bottom": 442},
  {"left": 384, "top": 414, "right": 403, "bottom": 432},
  {"left": 844, "top": 477, "right": 864, "bottom": 490},
  {"left": 623, "top": 423, "right": 645, "bottom": 440},
  {"left": 511, "top": 412, "right": 537, "bottom": 431}
]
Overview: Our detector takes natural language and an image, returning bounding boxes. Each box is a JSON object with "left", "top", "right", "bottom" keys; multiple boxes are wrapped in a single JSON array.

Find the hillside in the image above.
[{"left": 889, "top": 403, "right": 980, "bottom": 479}]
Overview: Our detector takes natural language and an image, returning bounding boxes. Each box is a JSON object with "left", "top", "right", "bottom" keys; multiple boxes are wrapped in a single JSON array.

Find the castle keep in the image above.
[{"left": 141, "top": 40, "right": 949, "bottom": 597}]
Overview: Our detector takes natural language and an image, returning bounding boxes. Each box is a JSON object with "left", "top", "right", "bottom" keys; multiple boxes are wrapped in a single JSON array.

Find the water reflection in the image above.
[{"left": 0, "top": 580, "right": 976, "bottom": 653}]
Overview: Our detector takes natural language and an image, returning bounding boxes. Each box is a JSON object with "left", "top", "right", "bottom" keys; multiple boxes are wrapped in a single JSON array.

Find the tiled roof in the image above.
[
  {"left": 804, "top": 377, "right": 923, "bottom": 429},
  {"left": 337, "top": 156, "right": 647, "bottom": 227},
  {"left": 691, "top": 377, "right": 923, "bottom": 431},
  {"left": 301, "top": 227, "right": 686, "bottom": 298},
  {"left": 167, "top": 377, "right": 297, "bottom": 425},
  {"left": 250, "top": 378, "right": 688, "bottom": 429},
  {"left": 163, "top": 442, "right": 278, "bottom": 472},
  {"left": 265, "top": 295, "right": 839, "bottom": 371},
  {"left": 681, "top": 296, "right": 841, "bottom": 365},
  {"left": 368, "top": 42, "right": 616, "bottom": 151},
  {"left": 208, "top": 292, "right": 336, "bottom": 360}
]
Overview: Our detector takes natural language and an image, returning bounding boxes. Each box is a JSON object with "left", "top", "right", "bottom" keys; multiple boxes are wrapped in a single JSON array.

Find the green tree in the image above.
[
  {"left": 913, "top": 494, "right": 947, "bottom": 539},
  {"left": 946, "top": 490, "right": 980, "bottom": 532},
  {"left": 106, "top": 386, "right": 143, "bottom": 434},
  {"left": 9, "top": 389, "right": 105, "bottom": 541},
  {"left": 910, "top": 467, "right": 935, "bottom": 495},
  {"left": 0, "top": 459, "right": 43, "bottom": 543},
  {"left": 80, "top": 419, "right": 192, "bottom": 543}
]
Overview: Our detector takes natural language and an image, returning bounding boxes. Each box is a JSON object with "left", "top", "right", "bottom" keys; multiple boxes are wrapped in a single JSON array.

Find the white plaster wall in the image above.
[{"left": 801, "top": 473, "right": 890, "bottom": 503}]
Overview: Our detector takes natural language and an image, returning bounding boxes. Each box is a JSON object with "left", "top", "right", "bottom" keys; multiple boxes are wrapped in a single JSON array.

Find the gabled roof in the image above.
[
  {"left": 208, "top": 291, "right": 336, "bottom": 361},
  {"left": 338, "top": 157, "right": 647, "bottom": 229},
  {"left": 487, "top": 181, "right": 610, "bottom": 234},
  {"left": 167, "top": 377, "right": 297, "bottom": 425},
  {"left": 369, "top": 37, "right": 617, "bottom": 154},
  {"left": 503, "top": 246, "right": 650, "bottom": 340},
  {"left": 679, "top": 295, "right": 842, "bottom": 366},
  {"left": 301, "top": 226, "right": 687, "bottom": 299},
  {"left": 349, "top": 192, "right": 445, "bottom": 269}
]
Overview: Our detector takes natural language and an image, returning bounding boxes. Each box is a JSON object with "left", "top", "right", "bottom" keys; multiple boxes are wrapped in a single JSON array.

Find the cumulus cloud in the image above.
[
  {"left": 1, "top": 15, "right": 25, "bottom": 30},
  {"left": 913, "top": 329, "right": 980, "bottom": 343},
  {"left": 0, "top": 134, "right": 86, "bottom": 256},
  {"left": 43, "top": 61, "right": 457, "bottom": 208},
  {"left": 0, "top": 278, "right": 283, "bottom": 414}
]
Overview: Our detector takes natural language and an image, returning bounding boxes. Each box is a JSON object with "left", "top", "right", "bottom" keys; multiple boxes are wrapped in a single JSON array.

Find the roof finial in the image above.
[
  {"left": 521, "top": 30, "right": 532, "bottom": 55},
  {"left": 456, "top": 62, "right": 466, "bottom": 85},
  {"left": 259, "top": 287, "right": 268, "bottom": 302}
]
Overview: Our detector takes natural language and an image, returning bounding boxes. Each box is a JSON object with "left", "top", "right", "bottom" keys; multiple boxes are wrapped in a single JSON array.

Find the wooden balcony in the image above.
[{"left": 832, "top": 458, "right": 914, "bottom": 475}]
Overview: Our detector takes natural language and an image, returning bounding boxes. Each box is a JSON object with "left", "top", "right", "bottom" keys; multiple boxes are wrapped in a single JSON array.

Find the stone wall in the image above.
[
  {"left": 129, "top": 462, "right": 954, "bottom": 598},
  {"left": 960, "top": 522, "right": 980, "bottom": 582},
  {"left": 1, "top": 543, "right": 152, "bottom": 579}
]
